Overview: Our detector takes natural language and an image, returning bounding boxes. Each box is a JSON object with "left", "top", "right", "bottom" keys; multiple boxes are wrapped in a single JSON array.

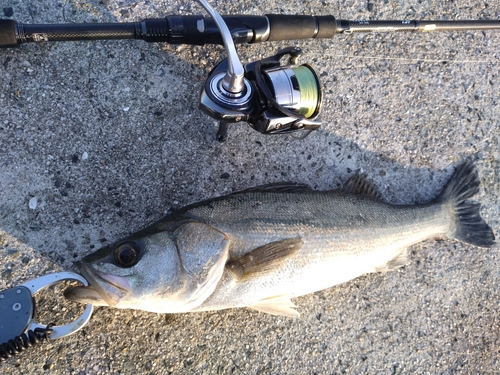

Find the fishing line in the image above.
[
  {"left": 311, "top": 53, "right": 500, "bottom": 65},
  {"left": 291, "top": 65, "right": 321, "bottom": 118}
]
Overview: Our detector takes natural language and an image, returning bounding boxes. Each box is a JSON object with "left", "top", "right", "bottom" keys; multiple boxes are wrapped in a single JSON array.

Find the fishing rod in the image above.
[{"left": 1, "top": 3, "right": 499, "bottom": 141}]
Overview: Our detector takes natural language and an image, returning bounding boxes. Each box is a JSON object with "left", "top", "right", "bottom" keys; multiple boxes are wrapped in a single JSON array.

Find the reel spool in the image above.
[{"left": 262, "top": 64, "right": 322, "bottom": 119}]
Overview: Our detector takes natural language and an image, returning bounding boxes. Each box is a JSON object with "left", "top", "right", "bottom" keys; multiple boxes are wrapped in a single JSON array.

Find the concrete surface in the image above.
[{"left": 0, "top": 0, "right": 499, "bottom": 373}]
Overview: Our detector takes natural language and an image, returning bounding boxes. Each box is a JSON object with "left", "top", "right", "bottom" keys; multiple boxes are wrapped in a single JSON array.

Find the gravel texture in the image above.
[{"left": 0, "top": 0, "right": 499, "bottom": 373}]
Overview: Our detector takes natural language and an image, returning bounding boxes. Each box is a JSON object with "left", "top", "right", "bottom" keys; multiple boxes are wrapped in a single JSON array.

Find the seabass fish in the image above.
[{"left": 66, "top": 161, "right": 495, "bottom": 316}]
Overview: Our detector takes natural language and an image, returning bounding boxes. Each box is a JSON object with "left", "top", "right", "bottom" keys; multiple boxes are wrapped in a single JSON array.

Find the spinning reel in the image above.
[{"left": 196, "top": 0, "right": 322, "bottom": 141}]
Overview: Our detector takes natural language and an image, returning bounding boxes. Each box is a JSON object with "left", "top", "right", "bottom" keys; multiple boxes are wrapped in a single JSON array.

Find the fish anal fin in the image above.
[
  {"left": 343, "top": 174, "right": 382, "bottom": 200},
  {"left": 375, "top": 249, "right": 409, "bottom": 272},
  {"left": 248, "top": 295, "right": 300, "bottom": 317},
  {"left": 227, "top": 238, "right": 303, "bottom": 281}
]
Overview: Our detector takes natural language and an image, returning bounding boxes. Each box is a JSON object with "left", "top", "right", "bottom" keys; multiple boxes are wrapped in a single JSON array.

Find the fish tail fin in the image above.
[{"left": 436, "top": 160, "right": 495, "bottom": 248}]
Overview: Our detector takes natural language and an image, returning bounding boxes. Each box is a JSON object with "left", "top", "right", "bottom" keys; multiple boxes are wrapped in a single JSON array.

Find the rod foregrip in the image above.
[
  {"left": 0, "top": 19, "right": 19, "bottom": 48},
  {"left": 266, "top": 14, "right": 337, "bottom": 41}
]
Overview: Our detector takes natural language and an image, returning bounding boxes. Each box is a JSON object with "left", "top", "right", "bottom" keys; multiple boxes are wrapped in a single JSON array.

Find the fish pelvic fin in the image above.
[
  {"left": 375, "top": 249, "right": 410, "bottom": 272},
  {"left": 226, "top": 238, "right": 303, "bottom": 281},
  {"left": 248, "top": 295, "right": 300, "bottom": 317},
  {"left": 437, "top": 160, "right": 495, "bottom": 248}
]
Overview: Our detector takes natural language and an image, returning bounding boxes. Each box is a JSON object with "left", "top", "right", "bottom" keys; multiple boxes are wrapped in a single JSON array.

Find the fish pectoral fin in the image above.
[
  {"left": 226, "top": 238, "right": 303, "bottom": 281},
  {"left": 375, "top": 249, "right": 410, "bottom": 272},
  {"left": 248, "top": 295, "right": 300, "bottom": 317},
  {"left": 342, "top": 174, "right": 383, "bottom": 200}
]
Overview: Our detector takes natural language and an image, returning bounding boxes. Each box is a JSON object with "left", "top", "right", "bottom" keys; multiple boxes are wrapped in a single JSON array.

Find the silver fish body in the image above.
[{"left": 65, "top": 161, "right": 495, "bottom": 316}]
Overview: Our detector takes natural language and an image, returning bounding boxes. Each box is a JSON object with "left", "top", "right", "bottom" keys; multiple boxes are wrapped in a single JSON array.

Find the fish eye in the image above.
[{"left": 114, "top": 242, "right": 140, "bottom": 267}]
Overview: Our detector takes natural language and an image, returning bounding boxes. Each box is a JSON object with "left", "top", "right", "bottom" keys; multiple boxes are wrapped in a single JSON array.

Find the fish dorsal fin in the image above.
[
  {"left": 248, "top": 295, "right": 300, "bottom": 317},
  {"left": 226, "top": 238, "right": 303, "bottom": 281},
  {"left": 240, "top": 182, "right": 313, "bottom": 194},
  {"left": 342, "top": 174, "right": 382, "bottom": 200}
]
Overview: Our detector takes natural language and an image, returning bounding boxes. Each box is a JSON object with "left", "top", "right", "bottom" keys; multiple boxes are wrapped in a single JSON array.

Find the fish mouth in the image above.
[{"left": 65, "top": 262, "right": 132, "bottom": 307}]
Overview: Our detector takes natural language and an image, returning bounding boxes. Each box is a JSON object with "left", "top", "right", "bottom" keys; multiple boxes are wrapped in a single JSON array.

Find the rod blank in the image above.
[
  {"left": 336, "top": 19, "right": 500, "bottom": 33},
  {"left": 1, "top": 15, "right": 500, "bottom": 48}
]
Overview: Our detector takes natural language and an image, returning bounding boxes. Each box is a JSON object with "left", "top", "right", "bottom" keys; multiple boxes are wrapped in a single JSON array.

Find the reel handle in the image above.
[{"left": 196, "top": 0, "right": 245, "bottom": 94}]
